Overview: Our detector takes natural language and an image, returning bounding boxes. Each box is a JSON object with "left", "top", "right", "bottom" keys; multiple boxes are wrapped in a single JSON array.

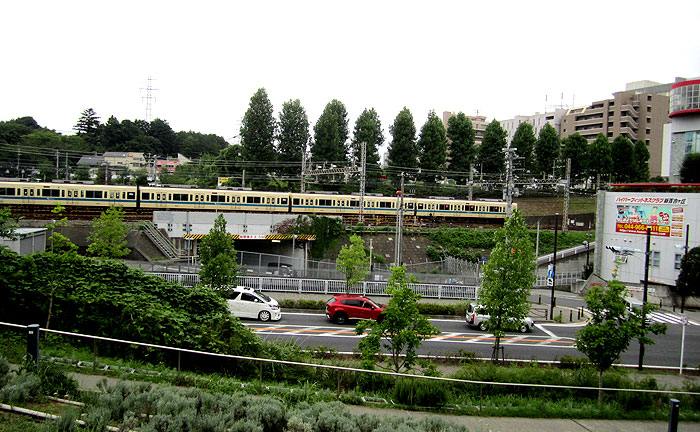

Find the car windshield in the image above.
[
  {"left": 365, "top": 299, "right": 380, "bottom": 309},
  {"left": 255, "top": 291, "right": 272, "bottom": 302}
]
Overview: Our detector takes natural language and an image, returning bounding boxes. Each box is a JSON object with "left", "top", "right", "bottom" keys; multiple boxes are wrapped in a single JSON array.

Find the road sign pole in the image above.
[{"left": 680, "top": 316, "right": 688, "bottom": 375}]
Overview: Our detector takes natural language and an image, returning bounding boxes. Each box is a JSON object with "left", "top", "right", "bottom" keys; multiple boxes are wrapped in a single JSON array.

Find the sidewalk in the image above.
[{"left": 68, "top": 372, "right": 697, "bottom": 432}]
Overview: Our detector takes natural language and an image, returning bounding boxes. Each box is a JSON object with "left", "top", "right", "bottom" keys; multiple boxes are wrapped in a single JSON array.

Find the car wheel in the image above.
[
  {"left": 258, "top": 310, "right": 271, "bottom": 322},
  {"left": 376, "top": 314, "right": 384, "bottom": 324},
  {"left": 478, "top": 321, "right": 488, "bottom": 331},
  {"left": 519, "top": 324, "right": 529, "bottom": 333},
  {"left": 334, "top": 313, "right": 348, "bottom": 325}
]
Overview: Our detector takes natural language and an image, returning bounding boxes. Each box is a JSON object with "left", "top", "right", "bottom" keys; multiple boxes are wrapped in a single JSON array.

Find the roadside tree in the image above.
[
  {"left": 587, "top": 134, "right": 613, "bottom": 185},
  {"left": 680, "top": 153, "right": 700, "bottom": 183},
  {"left": 561, "top": 133, "right": 589, "bottom": 186},
  {"left": 336, "top": 234, "right": 370, "bottom": 292},
  {"left": 199, "top": 214, "right": 238, "bottom": 294},
  {"left": 417, "top": 111, "right": 448, "bottom": 183},
  {"left": 535, "top": 123, "right": 560, "bottom": 177},
  {"left": 355, "top": 266, "right": 440, "bottom": 374},
  {"left": 240, "top": 88, "right": 277, "bottom": 184},
  {"left": 311, "top": 99, "right": 349, "bottom": 164},
  {"left": 611, "top": 135, "right": 636, "bottom": 182},
  {"left": 511, "top": 122, "right": 536, "bottom": 175},
  {"left": 387, "top": 107, "right": 418, "bottom": 180},
  {"left": 633, "top": 140, "right": 650, "bottom": 182},
  {"left": 478, "top": 209, "right": 536, "bottom": 362},
  {"left": 278, "top": 99, "right": 310, "bottom": 178},
  {"left": 674, "top": 246, "right": 700, "bottom": 312},
  {"left": 446, "top": 112, "right": 476, "bottom": 183},
  {"left": 86, "top": 206, "right": 131, "bottom": 258},
  {"left": 478, "top": 120, "right": 506, "bottom": 175},
  {"left": 576, "top": 280, "right": 665, "bottom": 404}
]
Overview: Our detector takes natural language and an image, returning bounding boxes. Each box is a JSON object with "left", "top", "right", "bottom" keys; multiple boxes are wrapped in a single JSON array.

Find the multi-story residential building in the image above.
[
  {"left": 103, "top": 152, "right": 147, "bottom": 172},
  {"left": 500, "top": 108, "right": 568, "bottom": 143},
  {"left": 442, "top": 112, "right": 488, "bottom": 146},
  {"left": 559, "top": 81, "right": 672, "bottom": 178},
  {"left": 663, "top": 77, "right": 700, "bottom": 182}
]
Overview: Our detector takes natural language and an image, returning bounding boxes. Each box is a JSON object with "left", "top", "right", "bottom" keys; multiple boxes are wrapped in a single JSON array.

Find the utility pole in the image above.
[
  {"left": 55, "top": 150, "right": 60, "bottom": 178},
  {"left": 638, "top": 227, "right": 651, "bottom": 370},
  {"left": 300, "top": 152, "right": 307, "bottom": 193},
  {"left": 359, "top": 142, "right": 366, "bottom": 224},
  {"left": 504, "top": 147, "right": 516, "bottom": 217},
  {"left": 242, "top": 169, "right": 246, "bottom": 188},
  {"left": 468, "top": 163, "right": 474, "bottom": 201},
  {"left": 17, "top": 148, "right": 20, "bottom": 177},
  {"left": 394, "top": 172, "right": 405, "bottom": 267},
  {"left": 64, "top": 152, "right": 69, "bottom": 180},
  {"left": 549, "top": 213, "right": 559, "bottom": 320},
  {"left": 563, "top": 158, "right": 571, "bottom": 232}
]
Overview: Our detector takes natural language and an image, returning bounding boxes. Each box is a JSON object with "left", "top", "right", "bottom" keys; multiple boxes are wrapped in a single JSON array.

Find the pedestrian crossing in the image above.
[{"left": 583, "top": 309, "right": 699, "bottom": 326}]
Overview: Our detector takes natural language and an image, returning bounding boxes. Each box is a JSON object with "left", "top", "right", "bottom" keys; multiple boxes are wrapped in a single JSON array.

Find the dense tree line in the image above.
[{"left": 1, "top": 89, "right": 654, "bottom": 193}]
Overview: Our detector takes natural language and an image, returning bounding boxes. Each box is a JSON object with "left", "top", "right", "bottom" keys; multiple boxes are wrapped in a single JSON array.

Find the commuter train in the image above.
[{"left": 0, "top": 180, "right": 513, "bottom": 222}]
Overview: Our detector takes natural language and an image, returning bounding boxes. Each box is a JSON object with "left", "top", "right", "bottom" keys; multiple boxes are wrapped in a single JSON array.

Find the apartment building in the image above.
[
  {"left": 501, "top": 108, "right": 568, "bottom": 143},
  {"left": 559, "top": 81, "right": 672, "bottom": 178},
  {"left": 664, "top": 77, "right": 700, "bottom": 182}
]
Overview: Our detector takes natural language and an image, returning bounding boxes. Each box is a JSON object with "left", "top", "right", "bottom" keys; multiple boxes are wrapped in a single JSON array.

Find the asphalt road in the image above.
[{"left": 242, "top": 312, "right": 700, "bottom": 369}]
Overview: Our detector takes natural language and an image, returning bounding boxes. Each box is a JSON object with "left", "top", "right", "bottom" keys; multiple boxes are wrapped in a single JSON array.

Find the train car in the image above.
[
  {"left": 139, "top": 186, "right": 289, "bottom": 213},
  {"left": 0, "top": 180, "right": 137, "bottom": 209}
]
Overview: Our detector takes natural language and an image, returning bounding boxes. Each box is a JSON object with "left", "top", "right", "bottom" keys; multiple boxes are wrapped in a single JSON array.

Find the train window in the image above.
[
  {"left": 81, "top": 190, "right": 84, "bottom": 198},
  {"left": 30, "top": 189, "right": 34, "bottom": 196},
  {"left": 236, "top": 196, "right": 240, "bottom": 203},
  {"left": 110, "top": 192, "right": 114, "bottom": 199},
  {"left": 67, "top": 191, "right": 71, "bottom": 198},
  {"left": 293, "top": 198, "right": 299, "bottom": 205},
  {"left": 42, "top": 189, "right": 60, "bottom": 197},
  {"left": 282, "top": 198, "right": 288, "bottom": 204},
  {"left": 194, "top": 195, "right": 198, "bottom": 201},
  {"left": 61, "top": 190, "right": 65, "bottom": 198},
  {"left": 226, "top": 196, "right": 230, "bottom": 203},
  {"left": 247, "top": 196, "right": 261, "bottom": 204},
  {"left": 417, "top": 203, "right": 423, "bottom": 210},
  {"left": 127, "top": 192, "right": 135, "bottom": 199},
  {"left": 350, "top": 200, "right": 359, "bottom": 207},
  {"left": 0, "top": 188, "right": 16, "bottom": 196}
]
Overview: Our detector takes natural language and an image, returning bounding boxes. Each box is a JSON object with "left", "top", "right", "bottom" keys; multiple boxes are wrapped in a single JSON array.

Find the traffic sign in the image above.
[
  {"left": 681, "top": 316, "right": 689, "bottom": 326},
  {"left": 546, "top": 278, "right": 554, "bottom": 287}
]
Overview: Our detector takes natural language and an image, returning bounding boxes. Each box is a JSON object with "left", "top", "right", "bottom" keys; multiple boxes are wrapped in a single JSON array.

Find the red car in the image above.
[{"left": 325, "top": 294, "right": 385, "bottom": 324}]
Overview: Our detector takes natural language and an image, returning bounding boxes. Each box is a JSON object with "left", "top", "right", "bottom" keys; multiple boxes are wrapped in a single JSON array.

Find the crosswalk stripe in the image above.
[{"left": 584, "top": 309, "right": 700, "bottom": 326}]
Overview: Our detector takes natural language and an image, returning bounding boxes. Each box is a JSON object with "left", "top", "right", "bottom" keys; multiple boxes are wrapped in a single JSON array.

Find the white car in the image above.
[
  {"left": 226, "top": 286, "right": 282, "bottom": 322},
  {"left": 466, "top": 303, "right": 534, "bottom": 333}
]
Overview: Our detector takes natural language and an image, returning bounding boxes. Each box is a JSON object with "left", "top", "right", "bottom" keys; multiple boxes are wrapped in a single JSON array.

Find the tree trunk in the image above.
[
  {"left": 598, "top": 370, "right": 603, "bottom": 406},
  {"left": 491, "top": 336, "right": 501, "bottom": 363}
]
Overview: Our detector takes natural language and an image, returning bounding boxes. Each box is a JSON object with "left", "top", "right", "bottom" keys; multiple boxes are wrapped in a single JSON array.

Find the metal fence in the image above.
[{"left": 148, "top": 273, "right": 479, "bottom": 300}]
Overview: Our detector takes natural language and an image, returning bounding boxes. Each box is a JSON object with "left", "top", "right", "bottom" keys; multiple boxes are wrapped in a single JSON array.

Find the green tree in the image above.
[
  {"left": 561, "top": 133, "right": 589, "bottom": 185},
  {"left": 445, "top": 112, "right": 476, "bottom": 184},
  {"left": 0, "top": 207, "right": 18, "bottom": 239},
  {"left": 611, "top": 135, "right": 636, "bottom": 182},
  {"left": 240, "top": 88, "right": 277, "bottom": 183},
  {"left": 278, "top": 99, "right": 310, "bottom": 178},
  {"left": 86, "top": 206, "right": 131, "bottom": 258},
  {"left": 46, "top": 204, "right": 78, "bottom": 254},
  {"left": 575, "top": 280, "right": 664, "bottom": 404},
  {"left": 417, "top": 111, "right": 448, "bottom": 183},
  {"left": 478, "top": 120, "right": 506, "bottom": 175},
  {"left": 199, "top": 214, "right": 238, "bottom": 293},
  {"left": 633, "top": 140, "right": 650, "bottom": 182},
  {"left": 511, "top": 122, "right": 537, "bottom": 175},
  {"left": 311, "top": 99, "right": 349, "bottom": 164},
  {"left": 148, "top": 118, "right": 179, "bottom": 156},
  {"left": 73, "top": 108, "right": 101, "bottom": 149},
  {"left": 176, "top": 131, "right": 228, "bottom": 159},
  {"left": 350, "top": 108, "right": 383, "bottom": 169},
  {"left": 336, "top": 234, "right": 370, "bottom": 292},
  {"left": 674, "top": 246, "right": 700, "bottom": 312},
  {"left": 680, "top": 153, "right": 700, "bottom": 183},
  {"left": 535, "top": 123, "right": 560, "bottom": 177},
  {"left": 479, "top": 209, "right": 536, "bottom": 362},
  {"left": 587, "top": 133, "right": 613, "bottom": 184},
  {"left": 355, "top": 266, "right": 440, "bottom": 373},
  {"left": 387, "top": 108, "right": 419, "bottom": 180}
]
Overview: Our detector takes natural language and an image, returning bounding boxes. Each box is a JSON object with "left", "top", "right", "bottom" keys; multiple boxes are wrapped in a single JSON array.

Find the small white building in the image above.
[
  {"left": 1, "top": 228, "right": 47, "bottom": 255},
  {"left": 594, "top": 190, "right": 696, "bottom": 299}
]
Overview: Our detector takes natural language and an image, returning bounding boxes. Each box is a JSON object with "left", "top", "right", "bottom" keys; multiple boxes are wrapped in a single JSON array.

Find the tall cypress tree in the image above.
[
  {"left": 387, "top": 107, "right": 418, "bottom": 180},
  {"left": 351, "top": 108, "right": 383, "bottom": 168},
  {"left": 311, "top": 99, "right": 349, "bottom": 164},
  {"left": 611, "top": 135, "right": 636, "bottom": 182},
  {"left": 535, "top": 123, "right": 560, "bottom": 177},
  {"left": 561, "top": 133, "right": 589, "bottom": 185},
  {"left": 511, "top": 122, "right": 536, "bottom": 175},
  {"left": 446, "top": 112, "right": 476, "bottom": 183},
  {"left": 587, "top": 133, "right": 613, "bottom": 184},
  {"left": 633, "top": 139, "right": 650, "bottom": 182},
  {"left": 240, "top": 88, "right": 277, "bottom": 182},
  {"left": 417, "top": 111, "right": 447, "bottom": 183},
  {"left": 278, "top": 99, "right": 310, "bottom": 178},
  {"left": 478, "top": 120, "right": 506, "bottom": 175}
]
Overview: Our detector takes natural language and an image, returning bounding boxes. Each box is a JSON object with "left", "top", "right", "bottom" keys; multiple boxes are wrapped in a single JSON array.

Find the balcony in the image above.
[
  {"left": 620, "top": 104, "right": 638, "bottom": 117},
  {"left": 619, "top": 115, "right": 638, "bottom": 129},
  {"left": 618, "top": 127, "right": 638, "bottom": 141}
]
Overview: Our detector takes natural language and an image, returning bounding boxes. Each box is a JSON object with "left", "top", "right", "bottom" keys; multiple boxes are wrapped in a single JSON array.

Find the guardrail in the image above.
[{"left": 3, "top": 321, "right": 698, "bottom": 401}]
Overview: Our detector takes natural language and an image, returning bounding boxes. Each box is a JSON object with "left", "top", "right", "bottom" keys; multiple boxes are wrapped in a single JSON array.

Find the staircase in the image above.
[{"left": 140, "top": 222, "right": 182, "bottom": 260}]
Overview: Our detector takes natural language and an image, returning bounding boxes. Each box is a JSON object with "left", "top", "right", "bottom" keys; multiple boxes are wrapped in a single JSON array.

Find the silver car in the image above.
[{"left": 466, "top": 303, "right": 534, "bottom": 333}]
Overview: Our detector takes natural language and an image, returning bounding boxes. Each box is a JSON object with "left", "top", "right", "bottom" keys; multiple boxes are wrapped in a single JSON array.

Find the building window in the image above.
[
  {"left": 646, "top": 128, "right": 651, "bottom": 135},
  {"left": 647, "top": 106, "right": 651, "bottom": 113},
  {"left": 646, "top": 117, "right": 651, "bottom": 123},
  {"left": 675, "top": 254, "right": 683, "bottom": 270},
  {"left": 651, "top": 251, "right": 661, "bottom": 268}
]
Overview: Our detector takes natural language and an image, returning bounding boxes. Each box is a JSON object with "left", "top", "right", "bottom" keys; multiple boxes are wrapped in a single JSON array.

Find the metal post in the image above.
[
  {"left": 680, "top": 320, "right": 687, "bottom": 375},
  {"left": 563, "top": 158, "right": 571, "bottom": 232},
  {"left": 468, "top": 163, "right": 474, "bottom": 201},
  {"left": 638, "top": 227, "right": 651, "bottom": 370},
  {"left": 27, "top": 324, "right": 40, "bottom": 367},
  {"left": 668, "top": 399, "right": 680, "bottom": 432},
  {"left": 549, "top": 214, "right": 559, "bottom": 320},
  {"left": 359, "top": 142, "right": 366, "bottom": 224}
]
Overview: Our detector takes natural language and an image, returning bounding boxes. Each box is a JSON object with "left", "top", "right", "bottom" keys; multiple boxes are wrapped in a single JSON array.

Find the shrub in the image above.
[
  {"left": 559, "top": 355, "right": 590, "bottom": 369},
  {"left": 393, "top": 378, "right": 448, "bottom": 407},
  {"left": 0, "top": 372, "right": 40, "bottom": 404},
  {"left": 34, "top": 361, "right": 79, "bottom": 397}
]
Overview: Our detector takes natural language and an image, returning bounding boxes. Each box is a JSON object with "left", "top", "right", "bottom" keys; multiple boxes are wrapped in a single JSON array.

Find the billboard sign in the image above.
[{"left": 614, "top": 196, "right": 686, "bottom": 238}]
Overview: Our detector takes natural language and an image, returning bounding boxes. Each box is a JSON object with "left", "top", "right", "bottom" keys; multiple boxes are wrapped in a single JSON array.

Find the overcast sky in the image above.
[{"left": 2, "top": 0, "right": 699, "bottom": 146}]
